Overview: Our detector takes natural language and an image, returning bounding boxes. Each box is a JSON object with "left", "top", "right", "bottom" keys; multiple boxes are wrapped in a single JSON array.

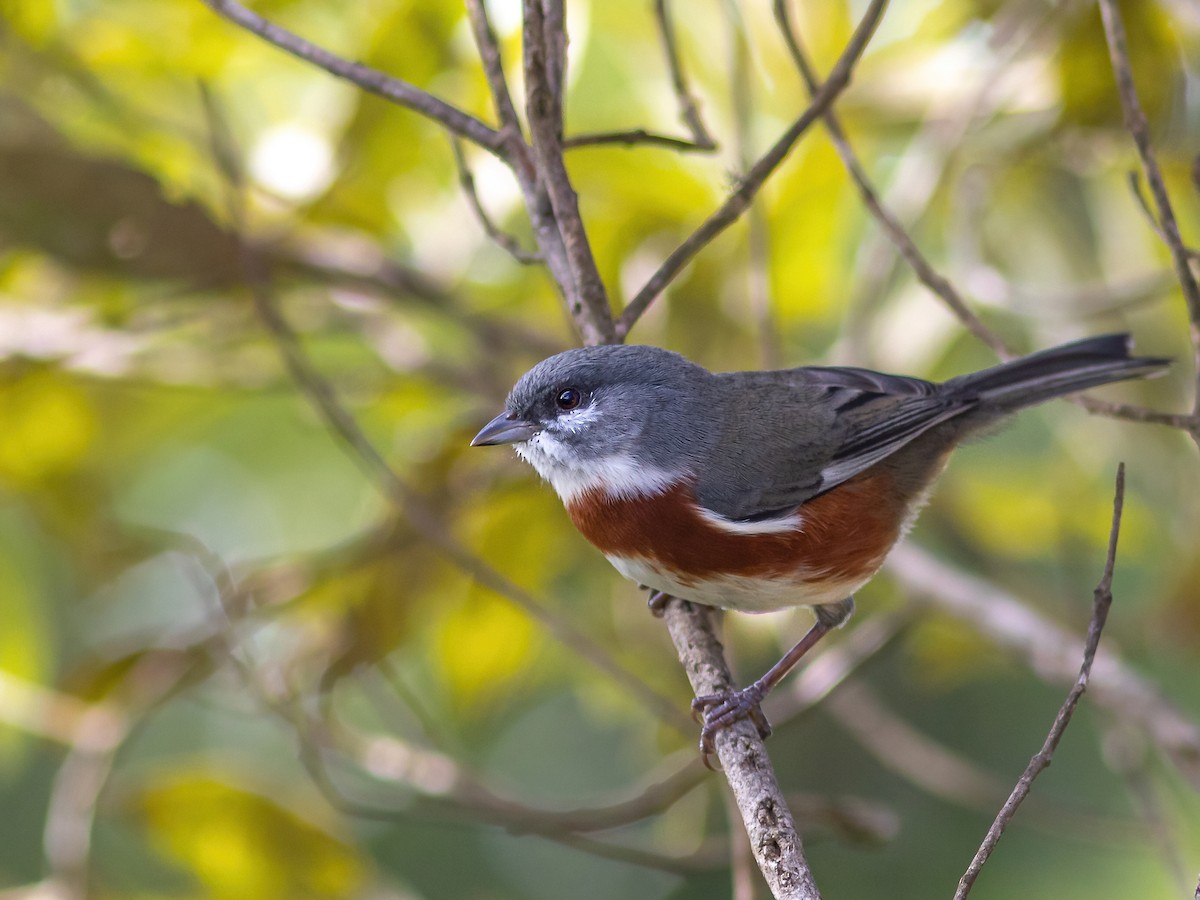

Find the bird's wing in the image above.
[{"left": 694, "top": 367, "right": 976, "bottom": 522}]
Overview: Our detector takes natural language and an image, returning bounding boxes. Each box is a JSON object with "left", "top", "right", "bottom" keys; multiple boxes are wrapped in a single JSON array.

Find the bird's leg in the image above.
[
  {"left": 642, "top": 586, "right": 673, "bottom": 617},
  {"left": 692, "top": 597, "right": 854, "bottom": 767}
]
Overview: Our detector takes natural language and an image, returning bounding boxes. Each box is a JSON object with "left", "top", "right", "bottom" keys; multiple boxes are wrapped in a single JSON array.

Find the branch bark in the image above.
[
  {"left": 199, "top": 0, "right": 504, "bottom": 153},
  {"left": 523, "top": 0, "right": 617, "bottom": 344},
  {"left": 662, "top": 600, "right": 822, "bottom": 900},
  {"left": 1097, "top": 0, "right": 1200, "bottom": 446}
]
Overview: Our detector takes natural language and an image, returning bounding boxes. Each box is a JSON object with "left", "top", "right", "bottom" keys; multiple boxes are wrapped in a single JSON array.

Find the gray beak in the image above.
[{"left": 471, "top": 411, "right": 539, "bottom": 446}]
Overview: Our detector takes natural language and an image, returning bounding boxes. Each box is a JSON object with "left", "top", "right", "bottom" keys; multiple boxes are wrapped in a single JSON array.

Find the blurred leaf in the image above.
[
  {"left": 904, "top": 615, "right": 1007, "bottom": 689},
  {"left": 434, "top": 585, "right": 539, "bottom": 712},
  {"left": 0, "top": 368, "right": 96, "bottom": 485},
  {"left": 138, "top": 775, "right": 365, "bottom": 900}
]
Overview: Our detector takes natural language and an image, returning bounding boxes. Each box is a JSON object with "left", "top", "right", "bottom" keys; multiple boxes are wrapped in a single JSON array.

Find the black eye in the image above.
[{"left": 555, "top": 388, "right": 583, "bottom": 411}]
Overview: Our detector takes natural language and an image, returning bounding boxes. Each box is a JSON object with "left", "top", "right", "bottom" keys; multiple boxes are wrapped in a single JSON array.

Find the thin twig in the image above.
[
  {"left": 198, "top": 0, "right": 504, "bottom": 153},
  {"left": 654, "top": 0, "right": 717, "bottom": 149},
  {"left": 464, "top": 0, "right": 581, "bottom": 313},
  {"left": 451, "top": 139, "right": 541, "bottom": 263},
  {"left": 559, "top": 0, "right": 720, "bottom": 156},
  {"left": 728, "top": 0, "right": 781, "bottom": 368},
  {"left": 563, "top": 129, "right": 716, "bottom": 152},
  {"left": 464, "top": 0, "right": 524, "bottom": 139},
  {"left": 660, "top": 600, "right": 821, "bottom": 900},
  {"left": 772, "top": 0, "right": 1008, "bottom": 359},
  {"left": 1098, "top": 0, "right": 1200, "bottom": 443},
  {"left": 1101, "top": 723, "right": 1191, "bottom": 894},
  {"left": 1074, "top": 394, "right": 1200, "bottom": 431},
  {"left": 1123, "top": 172, "right": 1200, "bottom": 262},
  {"left": 954, "top": 464, "right": 1125, "bottom": 898},
  {"left": 523, "top": 0, "right": 617, "bottom": 344},
  {"left": 616, "top": 0, "right": 889, "bottom": 338}
]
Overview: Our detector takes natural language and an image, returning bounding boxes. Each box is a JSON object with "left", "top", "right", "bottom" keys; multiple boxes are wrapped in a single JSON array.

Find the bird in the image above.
[{"left": 471, "top": 333, "right": 1168, "bottom": 760}]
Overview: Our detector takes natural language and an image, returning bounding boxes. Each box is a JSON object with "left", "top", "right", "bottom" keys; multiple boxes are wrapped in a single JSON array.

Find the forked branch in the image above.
[{"left": 616, "top": 0, "right": 889, "bottom": 337}]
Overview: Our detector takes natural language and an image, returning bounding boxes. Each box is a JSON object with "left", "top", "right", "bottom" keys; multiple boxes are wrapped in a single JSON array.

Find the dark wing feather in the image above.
[{"left": 696, "top": 367, "right": 972, "bottom": 522}]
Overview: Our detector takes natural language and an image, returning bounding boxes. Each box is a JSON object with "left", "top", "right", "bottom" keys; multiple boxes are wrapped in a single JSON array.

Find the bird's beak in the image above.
[{"left": 471, "top": 411, "right": 538, "bottom": 446}]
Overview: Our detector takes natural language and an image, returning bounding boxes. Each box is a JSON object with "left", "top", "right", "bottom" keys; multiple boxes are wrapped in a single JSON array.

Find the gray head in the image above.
[{"left": 471, "top": 345, "right": 714, "bottom": 502}]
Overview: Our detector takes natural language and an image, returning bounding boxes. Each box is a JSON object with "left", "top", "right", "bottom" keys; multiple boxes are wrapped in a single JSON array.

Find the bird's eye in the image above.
[{"left": 555, "top": 388, "right": 583, "bottom": 411}]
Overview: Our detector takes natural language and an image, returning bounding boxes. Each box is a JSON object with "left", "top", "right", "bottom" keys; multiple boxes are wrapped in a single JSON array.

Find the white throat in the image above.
[{"left": 514, "top": 432, "right": 678, "bottom": 503}]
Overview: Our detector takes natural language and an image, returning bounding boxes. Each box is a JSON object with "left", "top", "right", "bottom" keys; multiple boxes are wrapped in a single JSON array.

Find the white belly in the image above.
[{"left": 606, "top": 554, "right": 865, "bottom": 613}]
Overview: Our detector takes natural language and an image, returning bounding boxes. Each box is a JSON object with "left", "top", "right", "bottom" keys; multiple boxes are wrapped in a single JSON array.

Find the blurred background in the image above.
[{"left": 1, "top": 0, "right": 1199, "bottom": 897}]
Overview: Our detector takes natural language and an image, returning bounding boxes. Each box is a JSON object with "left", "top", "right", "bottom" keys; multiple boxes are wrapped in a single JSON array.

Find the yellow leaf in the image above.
[
  {"left": 139, "top": 776, "right": 364, "bottom": 900},
  {"left": 435, "top": 587, "right": 538, "bottom": 711},
  {"left": 0, "top": 371, "right": 95, "bottom": 485}
]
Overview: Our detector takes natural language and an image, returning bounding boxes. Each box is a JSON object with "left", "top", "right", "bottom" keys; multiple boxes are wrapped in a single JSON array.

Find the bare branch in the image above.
[
  {"left": 1098, "top": 0, "right": 1200, "bottom": 439},
  {"left": 771, "top": 0, "right": 1009, "bottom": 359},
  {"left": 617, "top": 0, "right": 889, "bottom": 338},
  {"left": 828, "top": 681, "right": 1008, "bottom": 810},
  {"left": 451, "top": 139, "right": 541, "bottom": 263},
  {"left": 660, "top": 600, "right": 822, "bottom": 900},
  {"left": 729, "top": 0, "right": 781, "bottom": 368},
  {"left": 888, "top": 543, "right": 1200, "bottom": 787},
  {"left": 198, "top": 0, "right": 505, "bottom": 153},
  {"left": 563, "top": 129, "right": 717, "bottom": 152},
  {"left": 1074, "top": 394, "right": 1200, "bottom": 431},
  {"left": 1125, "top": 172, "right": 1199, "bottom": 260},
  {"left": 560, "top": 0, "right": 718, "bottom": 155},
  {"left": 464, "top": 0, "right": 524, "bottom": 138},
  {"left": 655, "top": 0, "right": 716, "bottom": 149},
  {"left": 955, "top": 463, "right": 1125, "bottom": 898},
  {"left": 523, "top": 0, "right": 617, "bottom": 343}
]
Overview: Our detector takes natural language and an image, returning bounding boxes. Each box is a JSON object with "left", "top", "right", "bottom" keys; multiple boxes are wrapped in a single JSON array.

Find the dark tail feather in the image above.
[{"left": 948, "top": 333, "right": 1170, "bottom": 409}]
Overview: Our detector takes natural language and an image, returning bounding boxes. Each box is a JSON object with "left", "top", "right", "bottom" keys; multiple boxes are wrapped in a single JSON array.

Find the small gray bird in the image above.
[{"left": 472, "top": 334, "right": 1167, "bottom": 759}]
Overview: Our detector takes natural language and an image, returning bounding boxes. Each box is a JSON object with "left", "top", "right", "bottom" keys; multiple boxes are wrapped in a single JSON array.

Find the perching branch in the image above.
[
  {"left": 955, "top": 464, "right": 1125, "bottom": 898},
  {"left": 616, "top": 0, "right": 889, "bottom": 338},
  {"left": 660, "top": 600, "right": 822, "bottom": 900}
]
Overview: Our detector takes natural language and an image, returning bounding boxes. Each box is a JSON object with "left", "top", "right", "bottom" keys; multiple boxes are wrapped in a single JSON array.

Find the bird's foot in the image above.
[
  {"left": 644, "top": 588, "right": 673, "bottom": 617},
  {"left": 691, "top": 683, "right": 771, "bottom": 770}
]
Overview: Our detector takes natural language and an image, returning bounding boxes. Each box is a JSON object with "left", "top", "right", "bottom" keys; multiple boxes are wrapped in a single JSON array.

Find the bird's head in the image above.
[{"left": 471, "top": 345, "right": 712, "bottom": 502}]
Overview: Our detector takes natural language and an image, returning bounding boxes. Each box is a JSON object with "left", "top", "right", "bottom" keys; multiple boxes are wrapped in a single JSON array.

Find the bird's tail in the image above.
[{"left": 947, "top": 333, "right": 1170, "bottom": 408}]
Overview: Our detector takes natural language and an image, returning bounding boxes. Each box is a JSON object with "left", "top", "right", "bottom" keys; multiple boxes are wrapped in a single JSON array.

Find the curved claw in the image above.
[{"left": 691, "top": 684, "right": 771, "bottom": 769}]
